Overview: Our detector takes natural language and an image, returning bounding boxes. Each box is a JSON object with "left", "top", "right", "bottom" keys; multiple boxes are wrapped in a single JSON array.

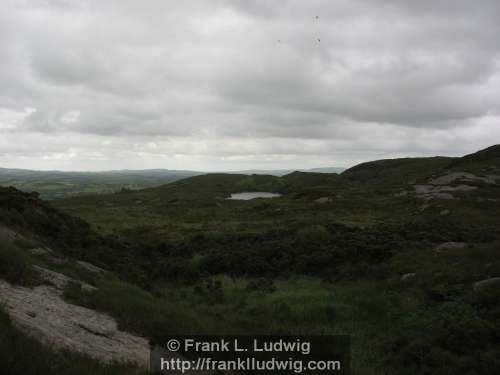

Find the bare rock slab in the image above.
[
  {"left": 29, "top": 247, "right": 52, "bottom": 256},
  {"left": 0, "top": 280, "right": 149, "bottom": 368},
  {"left": 76, "top": 260, "right": 107, "bottom": 274}
]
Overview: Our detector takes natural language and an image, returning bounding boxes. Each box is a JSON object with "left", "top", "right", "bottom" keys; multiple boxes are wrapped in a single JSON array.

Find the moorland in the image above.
[{"left": 1, "top": 144, "right": 499, "bottom": 375}]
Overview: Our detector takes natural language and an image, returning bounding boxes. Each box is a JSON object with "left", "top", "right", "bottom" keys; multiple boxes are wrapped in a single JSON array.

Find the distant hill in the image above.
[
  {"left": 342, "top": 145, "right": 500, "bottom": 187},
  {"left": 231, "top": 167, "right": 345, "bottom": 176},
  {"left": 3, "top": 144, "right": 499, "bottom": 200},
  {"left": 448, "top": 144, "right": 500, "bottom": 172},
  {"left": 0, "top": 166, "right": 345, "bottom": 199},
  {"left": 0, "top": 168, "right": 204, "bottom": 199},
  {"left": 341, "top": 157, "right": 454, "bottom": 186}
]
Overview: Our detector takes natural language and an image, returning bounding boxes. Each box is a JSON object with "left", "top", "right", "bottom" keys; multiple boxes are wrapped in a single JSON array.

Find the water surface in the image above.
[{"left": 227, "top": 192, "right": 282, "bottom": 200}]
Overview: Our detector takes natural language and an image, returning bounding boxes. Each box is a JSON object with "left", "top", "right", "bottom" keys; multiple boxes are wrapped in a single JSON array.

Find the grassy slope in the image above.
[
  {"left": 54, "top": 166, "right": 421, "bottom": 243},
  {"left": 341, "top": 156, "right": 454, "bottom": 186},
  {"left": 448, "top": 144, "right": 500, "bottom": 173}
]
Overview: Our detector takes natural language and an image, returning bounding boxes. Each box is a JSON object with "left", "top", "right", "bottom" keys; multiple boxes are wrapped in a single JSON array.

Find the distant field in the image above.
[{"left": 0, "top": 168, "right": 202, "bottom": 199}]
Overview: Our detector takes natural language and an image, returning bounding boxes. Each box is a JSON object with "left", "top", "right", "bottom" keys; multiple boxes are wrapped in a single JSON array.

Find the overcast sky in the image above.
[{"left": 1, "top": 0, "right": 499, "bottom": 171}]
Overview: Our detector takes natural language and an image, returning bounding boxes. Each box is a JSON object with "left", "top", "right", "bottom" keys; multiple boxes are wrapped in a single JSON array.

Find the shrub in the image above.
[
  {"left": 246, "top": 278, "right": 276, "bottom": 293},
  {"left": 297, "top": 225, "right": 331, "bottom": 244},
  {"left": 0, "top": 243, "right": 37, "bottom": 285},
  {"left": 13, "top": 237, "right": 40, "bottom": 250},
  {"left": 383, "top": 302, "right": 498, "bottom": 375},
  {"left": 78, "top": 279, "right": 207, "bottom": 340}
]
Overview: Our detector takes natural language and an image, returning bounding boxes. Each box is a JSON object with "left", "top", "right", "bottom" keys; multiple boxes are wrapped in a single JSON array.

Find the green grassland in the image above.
[
  {"left": 0, "top": 168, "right": 202, "bottom": 199},
  {"left": 1, "top": 145, "right": 499, "bottom": 374}
]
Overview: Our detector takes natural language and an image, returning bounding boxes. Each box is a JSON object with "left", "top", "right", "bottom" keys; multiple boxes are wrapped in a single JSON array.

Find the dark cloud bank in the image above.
[{"left": 0, "top": 0, "right": 499, "bottom": 171}]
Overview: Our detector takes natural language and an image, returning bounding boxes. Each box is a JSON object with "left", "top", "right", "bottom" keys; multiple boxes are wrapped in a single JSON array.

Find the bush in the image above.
[
  {"left": 383, "top": 302, "right": 499, "bottom": 375},
  {"left": 297, "top": 225, "right": 331, "bottom": 244},
  {"left": 246, "top": 278, "right": 276, "bottom": 293},
  {"left": 13, "top": 237, "right": 40, "bottom": 250},
  {"left": 0, "top": 243, "right": 37, "bottom": 285},
  {"left": 76, "top": 279, "right": 207, "bottom": 341}
]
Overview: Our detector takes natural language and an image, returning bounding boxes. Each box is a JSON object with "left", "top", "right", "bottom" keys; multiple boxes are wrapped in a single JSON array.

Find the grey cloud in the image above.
[{"left": 0, "top": 0, "right": 499, "bottom": 170}]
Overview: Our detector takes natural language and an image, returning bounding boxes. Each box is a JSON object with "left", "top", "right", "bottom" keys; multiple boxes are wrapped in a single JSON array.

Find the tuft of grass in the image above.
[
  {"left": 65, "top": 278, "right": 210, "bottom": 342},
  {"left": 0, "top": 242, "right": 38, "bottom": 286},
  {"left": 13, "top": 236, "right": 40, "bottom": 250}
]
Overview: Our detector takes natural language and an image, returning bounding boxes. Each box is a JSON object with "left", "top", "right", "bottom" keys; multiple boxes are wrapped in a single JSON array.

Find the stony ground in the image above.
[{"left": 0, "top": 266, "right": 149, "bottom": 368}]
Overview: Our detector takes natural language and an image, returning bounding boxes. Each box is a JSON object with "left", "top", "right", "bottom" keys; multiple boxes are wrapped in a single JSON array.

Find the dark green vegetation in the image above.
[
  {"left": 0, "top": 242, "right": 38, "bottom": 286},
  {"left": 448, "top": 144, "right": 500, "bottom": 173},
  {"left": 0, "top": 167, "right": 202, "bottom": 199},
  {"left": 1, "top": 145, "right": 499, "bottom": 375}
]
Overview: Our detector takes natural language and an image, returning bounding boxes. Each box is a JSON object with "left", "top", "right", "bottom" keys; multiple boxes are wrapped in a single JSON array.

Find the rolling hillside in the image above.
[
  {"left": 0, "top": 168, "right": 203, "bottom": 199},
  {"left": 0, "top": 167, "right": 346, "bottom": 199},
  {"left": 0, "top": 168, "right": 205, "bottom": 199},
  {"left": 1, "top": 144, "right": 499, "bottom": 375}
]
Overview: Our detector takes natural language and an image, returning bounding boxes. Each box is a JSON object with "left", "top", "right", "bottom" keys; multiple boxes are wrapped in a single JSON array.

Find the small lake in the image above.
[{"left": 227, "top": 192, "right": 282, "bottom": 200}]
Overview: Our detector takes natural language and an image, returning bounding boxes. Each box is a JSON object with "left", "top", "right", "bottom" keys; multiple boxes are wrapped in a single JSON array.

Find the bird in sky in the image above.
[{"left": 316, "top": 17, "right": 320, "bottom": 42}]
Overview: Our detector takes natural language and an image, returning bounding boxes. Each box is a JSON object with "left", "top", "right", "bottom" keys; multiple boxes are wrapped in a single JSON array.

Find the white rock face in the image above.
[
  {"left": 76, "top": 260, "right": 107, "bottom": 274},
  {"left": 0, "top": 270, "right": 149, "bottom": 368}
]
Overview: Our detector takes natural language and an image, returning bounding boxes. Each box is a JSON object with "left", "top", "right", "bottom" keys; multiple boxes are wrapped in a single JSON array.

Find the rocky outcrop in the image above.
[
  {"left": 0, "top": 221, "right": 149, "bottom": 367},
  {"left": 0, "top": 267, "right": 149, "bottom": 368},
  {"left": 0, "top": 281, "right": 149, "bottom": 367},
  {"left": 76, "top": 261, "right": 107, "bottom": 274},
  {"left": 429, "top": 172, "right": 499, "bottom": 186},
  {"left": 413, "top": 184, "right": 475, "bottom": 200},
  {"left": 401, "top": 273, "right": 416, "bottom": 282},
  {"left": 412, "top": 171, "right": 499, "bottom": 200}
]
